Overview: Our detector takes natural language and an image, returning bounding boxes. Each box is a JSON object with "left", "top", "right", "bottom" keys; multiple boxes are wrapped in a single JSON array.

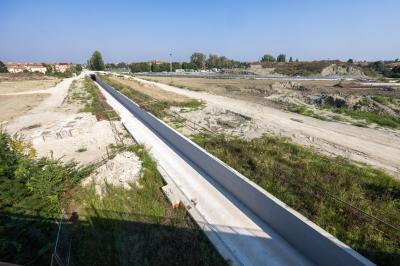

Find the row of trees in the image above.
[
  {"left": 190, "top": 52, "right": 248, "bottom": 69},
  {"left": 261, "top": 54, "right": 296, "bottom": 63}
]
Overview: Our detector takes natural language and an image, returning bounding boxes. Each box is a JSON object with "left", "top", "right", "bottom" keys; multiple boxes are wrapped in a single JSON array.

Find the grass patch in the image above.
[
  {"left": 99, "top": 75, "right": 203, "bottom": 119},
  {"left": 69, "top": 145, "right": 226, "bottom": 265},
  {"left": 288, "top": 104, "right": 328, "bottom": 120},
  {"left": 371, "top": 95, "right": 389, "bottom": 106},
  {"left": 333, "top": 108, "right": 400, "bottom": 128},
  {"left": 191, "top": 133, "right": 400, "bottom": 265},
  {"left": 80, "top": 76, "right": 119, "bottom": 121}
]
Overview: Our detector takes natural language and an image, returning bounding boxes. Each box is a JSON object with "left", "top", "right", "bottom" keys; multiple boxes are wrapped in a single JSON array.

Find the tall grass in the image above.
[
  {"left": 71, "top": 145, "right": 226, "bottom": 265},
  {"left": 192, "top": 133, "right": 400, "bottom": 265}
]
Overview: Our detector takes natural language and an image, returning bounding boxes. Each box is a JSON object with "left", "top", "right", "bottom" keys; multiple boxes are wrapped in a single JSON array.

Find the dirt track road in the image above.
[{"left": 135, "top": 77, "right": 400, "bottom": 178}]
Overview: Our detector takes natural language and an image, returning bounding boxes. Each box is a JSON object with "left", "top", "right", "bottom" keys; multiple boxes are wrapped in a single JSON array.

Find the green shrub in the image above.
[{"left": 0, "top": 131, "right": 94, "bottom": 264}]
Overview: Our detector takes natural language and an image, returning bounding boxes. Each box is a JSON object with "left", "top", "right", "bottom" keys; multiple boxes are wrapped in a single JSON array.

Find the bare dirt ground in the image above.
[
  {"left": 0, "top": 75, "right": 61, "bottom": 122},
  {"left": 0, "top": 79, "right": 60, "bottom": 94},
  {"left": 4, "top": 73, "right": 131, "bottom": 165},
  {"left": 0, "top": 94, "right": 49, "bottom": 121},
  {"left": 136, "top": 76, "right": 400, "bottom": 177}
]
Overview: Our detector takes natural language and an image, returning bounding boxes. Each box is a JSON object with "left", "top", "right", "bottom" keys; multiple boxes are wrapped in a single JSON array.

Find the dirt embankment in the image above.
[{"left": 246, "top": 61, "right": 366, "bottom": 77}]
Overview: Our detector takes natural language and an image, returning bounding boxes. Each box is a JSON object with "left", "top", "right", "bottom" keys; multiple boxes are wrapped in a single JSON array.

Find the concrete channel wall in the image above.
[{"left": 95, "top": 76, "right": 373, "bottom": 266}]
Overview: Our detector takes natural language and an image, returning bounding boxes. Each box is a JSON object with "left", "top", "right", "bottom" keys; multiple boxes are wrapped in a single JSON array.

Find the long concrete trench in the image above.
[{"left": 93, "top": 74, "right": 373, "bottom": 266}]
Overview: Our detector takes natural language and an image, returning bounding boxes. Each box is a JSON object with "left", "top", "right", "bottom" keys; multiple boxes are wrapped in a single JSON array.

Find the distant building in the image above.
[
  {"left": 26, "top": 64, "right": 47, "bottom": 73},
  {"left": 54, "top": 63, "right": 73, "bottom": 73},
  {"left": 147, "top": 60, "right": 168, "bottom": 65},
  {"left": 5, "top": 63, "right": 47, "bottom": 74},
  {"left": 6, "top": 63, "right": 25, "bottom": 73}
]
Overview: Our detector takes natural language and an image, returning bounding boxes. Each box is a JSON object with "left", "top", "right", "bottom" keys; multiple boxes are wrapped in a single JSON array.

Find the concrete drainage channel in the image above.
[{"left": 93, "top": 74, "right": 374, "bottom": 266}]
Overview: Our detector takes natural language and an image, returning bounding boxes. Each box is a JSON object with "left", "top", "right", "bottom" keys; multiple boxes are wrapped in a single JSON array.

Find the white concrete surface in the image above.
[{"left": 95, "top": 81, "right": 312, "bottom": 266}]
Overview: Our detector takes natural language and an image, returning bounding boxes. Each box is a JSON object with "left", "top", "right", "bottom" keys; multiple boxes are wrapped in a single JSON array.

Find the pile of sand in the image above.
[{"left": 82, "top": 151, "right": 142, "bottom": 196}]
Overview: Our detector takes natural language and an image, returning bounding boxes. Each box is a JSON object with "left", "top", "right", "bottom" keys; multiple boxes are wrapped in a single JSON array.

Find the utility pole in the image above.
[{"left": 169, "top": 53, "right": 172, "bottom": 72}]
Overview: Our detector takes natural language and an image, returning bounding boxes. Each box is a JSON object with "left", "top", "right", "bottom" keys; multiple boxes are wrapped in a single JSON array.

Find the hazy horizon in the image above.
[{"left": 1, "top": 0, "right": 399, "bottom": 64}]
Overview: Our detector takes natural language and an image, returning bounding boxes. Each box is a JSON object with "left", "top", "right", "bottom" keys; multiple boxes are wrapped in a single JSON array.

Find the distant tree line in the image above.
[
  {"left": 367, "top": 61, "right": 400, "bottom": 78},
  {"left": 91, "top": 50, "right": 400, "bottom": 78},
  {"left": 115, "top": 52, "right": 249, "bottom": 73},
  {"left": 261, "top": 54, "right": 297, "bottom": 63}
]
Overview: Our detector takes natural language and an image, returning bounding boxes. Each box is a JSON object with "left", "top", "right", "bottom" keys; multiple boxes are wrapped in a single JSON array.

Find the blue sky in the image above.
[{"left": 0, "top": 0, "right": 399, "bottom": 63}]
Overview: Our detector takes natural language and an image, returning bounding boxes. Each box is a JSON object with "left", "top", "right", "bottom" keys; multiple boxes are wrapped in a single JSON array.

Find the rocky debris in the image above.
[
  {"left": 383, "top": 86, "right": 394, "bottom": 91},
  {"left": 82, "top": 151, "right": 142, "bottom": 196},
  {"left": 307, "top": 94, "right": 347, "bottom": 108},
  {"left": 162, "top": 184, "right": 182, "bottom": 208}
]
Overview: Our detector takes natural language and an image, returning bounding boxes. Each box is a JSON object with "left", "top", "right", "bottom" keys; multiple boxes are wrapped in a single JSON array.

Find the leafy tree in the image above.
[
  {"left": 289, "top": 56, "right": 293, "bottom": 62},
  {"left": 182, "top": 62, "right": 197, "bottom": 70},
  {"left": 277, "top": 54, "right": 286, "bottom": 62},
  {"left": 392, "top": 65, "right": 400, "bottom": 73},
  {"left": 130, "top": 62, "right": 151, "bottom": 73},
  {"left": 151, "top": 63, "right": 160, "bottom": 72},
  {"left": 347, "top": 59, "right": 354, "bottom": 64},
  {"left": 106, "top": 63, "right": 116, "bottom": 69},
  {"left": 158, "top": 63, "right": 170, "bottom": 72},
  {"left": 172, "top": 62, "right": 182, "bottom": 71},
  {"left": 190, "top": 52, "right": 206, "bottom": 69},
  {"left": 0, "top": 60, "right": 8, "bottom": 73},
  {"left": 117, "top": 62, "right": 127, "bottom": 69},
  {"left": 261, "top": 54, "right": 276, "bottom": 62},
  {"left": 87, "top": 50, "right": 105, "bottom": 71},
  {"left": 206, "top": 54, "right": 219, "bottom": 68}
]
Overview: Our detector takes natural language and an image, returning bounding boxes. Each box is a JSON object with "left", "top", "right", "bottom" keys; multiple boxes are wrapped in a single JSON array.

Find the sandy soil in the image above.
[
  {"left": 5, "top": 73, "right": 130, "bottom": 164},
  {"left": 136, "top": 77, "right": 400, "bottom": 177},
  {"left": 109, "top": 76, "right": 189, "bottom": 102},
  {"left": 0, "top": 94, "right": 50, "bottom": 122}
]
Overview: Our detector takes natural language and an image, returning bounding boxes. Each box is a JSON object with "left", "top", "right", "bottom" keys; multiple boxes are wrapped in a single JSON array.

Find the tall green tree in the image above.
[
  {"left": 0, "top": 61, "right": 8, "bottom": 73},
  {"left": 87, "top": 50, "right": 105, "bottom": 71},
  {"left": 289, "top": 56, "right": 293, "bottom": 62},
  {"left": 277, "top": 54, "right": 286, "bottom": 62},
  {"left": 261, "top": 54, "right": 276, "bottom": 62},
  {"left": 190, "top": 52, "right": 206, "bottom": 69},
  {"left": 206, "top": 54, "right": 219, "bottom": 68}
]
